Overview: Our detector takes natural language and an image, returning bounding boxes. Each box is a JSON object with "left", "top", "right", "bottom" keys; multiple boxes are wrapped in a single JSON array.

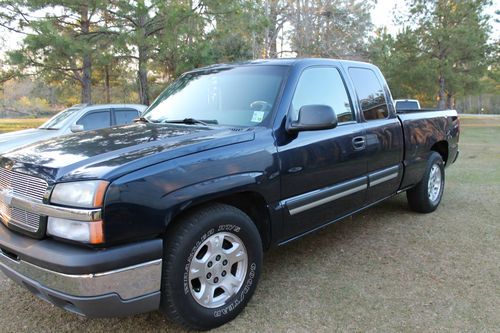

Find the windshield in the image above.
[
  {"left": 143, "top": 66, "right": 287, "bottom": 127},
  {"left": 39, "top": 106, "right": 84, "bottom": 129},
  {"left": 396, "top": 101, "right": 419, "bottom": 110}
]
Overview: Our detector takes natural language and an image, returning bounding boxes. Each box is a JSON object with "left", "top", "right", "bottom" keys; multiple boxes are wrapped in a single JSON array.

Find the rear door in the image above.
[
  {"left": 278, "top": 66, "right": 368, "bottom": 240},
  {"left": 347, "top": 67, "right": 404, "bottom": 204}
]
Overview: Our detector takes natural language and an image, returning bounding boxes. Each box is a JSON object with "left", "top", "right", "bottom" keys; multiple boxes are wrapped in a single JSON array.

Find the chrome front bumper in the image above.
[
  {"left": 0, "top": 251, "right": 161, "bottom": 300},
  {"left": 0, "top": 247, "right": 163, "bottom": 317}
]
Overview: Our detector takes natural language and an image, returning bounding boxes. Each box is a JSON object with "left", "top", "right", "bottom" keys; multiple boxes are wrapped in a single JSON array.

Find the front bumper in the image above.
[{"left": 0, "top": 224, "right": 163, "bottom": 317}]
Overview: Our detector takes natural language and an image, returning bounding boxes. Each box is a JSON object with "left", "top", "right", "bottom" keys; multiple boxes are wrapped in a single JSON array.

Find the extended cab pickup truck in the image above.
[{"left": 0, "top": 59, "right": 459, "bottom": 330}]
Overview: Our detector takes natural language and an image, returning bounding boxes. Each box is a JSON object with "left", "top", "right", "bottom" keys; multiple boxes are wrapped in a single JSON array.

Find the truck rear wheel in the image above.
[
  {"left": 406, "top": 152, "right": 445, "bottom": 213},
  {"left": 160, "top": 203, "right": 263, "bottom": 330}
]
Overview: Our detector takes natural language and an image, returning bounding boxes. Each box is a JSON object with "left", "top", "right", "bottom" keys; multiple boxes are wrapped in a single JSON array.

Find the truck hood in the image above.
[
  {"left": 0, "top": 123, "right": 255, "bottom": 183},
  {"left": 0, "top": 128, "right": 62, "bottom": 154}
]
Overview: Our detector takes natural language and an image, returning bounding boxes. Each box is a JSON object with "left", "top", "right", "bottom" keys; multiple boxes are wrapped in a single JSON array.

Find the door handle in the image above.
[{"left": 352, "top": 136, "right": 366, "bottom": 150}]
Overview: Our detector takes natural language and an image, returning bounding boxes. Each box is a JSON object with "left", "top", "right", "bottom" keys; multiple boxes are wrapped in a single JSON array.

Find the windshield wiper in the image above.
[{"left": 163, "top": 118, "right": 217, "bottom": 126}]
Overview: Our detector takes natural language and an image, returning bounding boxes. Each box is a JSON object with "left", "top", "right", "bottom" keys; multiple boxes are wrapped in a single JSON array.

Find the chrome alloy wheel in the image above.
[
  {"left": 428, "top": 164, "right": 442, "bottom": 203},
  {"left": 188, "top": 232, "right": 248, "bottom": 308}
]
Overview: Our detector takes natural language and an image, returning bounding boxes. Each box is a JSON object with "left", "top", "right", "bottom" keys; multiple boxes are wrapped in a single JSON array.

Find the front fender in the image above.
[{"left": 161, "top": 172, "right": 266, "bottom": 218}]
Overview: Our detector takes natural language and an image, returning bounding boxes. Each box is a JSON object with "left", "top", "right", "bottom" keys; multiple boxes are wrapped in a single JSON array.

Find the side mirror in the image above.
[
  {"left": 286, "top": 105, "right": 338, "bottom": 133},
  {"left": 70, "top": 124, "right": 85, "bottom": 133}
]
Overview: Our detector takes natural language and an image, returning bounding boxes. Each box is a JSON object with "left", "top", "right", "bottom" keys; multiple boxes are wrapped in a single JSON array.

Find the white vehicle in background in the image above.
[
  {"left": 395, "top": 99, "right": 421, "bottom": 112},
  {"left": 0, "top": 104, "right": 147, "bottom": 153}
]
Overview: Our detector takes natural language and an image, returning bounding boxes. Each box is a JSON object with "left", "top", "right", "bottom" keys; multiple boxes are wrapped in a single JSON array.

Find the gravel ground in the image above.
[{"left": 0, "top": 117, "right": 499, "bottom": 332}]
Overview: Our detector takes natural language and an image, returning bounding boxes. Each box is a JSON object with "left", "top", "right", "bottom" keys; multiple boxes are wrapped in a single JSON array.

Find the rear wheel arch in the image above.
[{"left": 431, "top": 140, "right": 449, "bottom": 165}]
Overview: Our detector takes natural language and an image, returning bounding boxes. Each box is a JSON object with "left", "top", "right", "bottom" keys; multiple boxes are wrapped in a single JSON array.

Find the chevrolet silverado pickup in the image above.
[{"left": 0, "top": 59, "right": 459, "bottom": 330}]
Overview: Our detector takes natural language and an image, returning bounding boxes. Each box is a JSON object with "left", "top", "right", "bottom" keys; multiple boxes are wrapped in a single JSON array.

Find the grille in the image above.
[{"left": 0, "top": 168, "right": 48, "bottom": 233}]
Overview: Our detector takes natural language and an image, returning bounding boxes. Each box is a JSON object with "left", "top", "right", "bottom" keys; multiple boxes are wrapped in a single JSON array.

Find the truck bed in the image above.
[{"left": 398, "top": 109, "right": 460, "bottom": 189}]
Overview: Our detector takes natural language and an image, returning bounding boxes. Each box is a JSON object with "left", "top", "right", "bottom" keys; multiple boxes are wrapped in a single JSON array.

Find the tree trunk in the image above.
[
  {"left": 266, "top": 0, "right": 278, "bottom": 58},
  {"left": 437, "top": 74, "right": 446, "bottom": 110},
  {"left": 136, "top": 9, "right": 150, "bottom": 106},
  {"left": 446, "top": 93, "right": 454, "bottom": 109},
  {"left": 138, "top": 46, "right": 149, "bottom": 105},
  {"left": 80, "top": 4, "right": 92, "bottom": 104},
  {"left": 105, "top": 65, "right": 111, "bottom": 103},
  {"left": 295, "top": 0, "right": 302, "bottom": 57},
  {"left": 81, "top": 55, "right": 92, "bottom": 104}
]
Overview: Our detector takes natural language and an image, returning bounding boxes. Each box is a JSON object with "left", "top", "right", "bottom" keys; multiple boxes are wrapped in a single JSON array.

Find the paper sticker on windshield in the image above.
[{"left": 251, "top": 111, "right": 265, "bottom": 123}]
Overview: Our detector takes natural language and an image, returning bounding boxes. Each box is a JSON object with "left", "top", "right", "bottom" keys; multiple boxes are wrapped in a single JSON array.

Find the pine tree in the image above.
[{"left": 1, "top": 0, "right": 110, "bottom": 104}]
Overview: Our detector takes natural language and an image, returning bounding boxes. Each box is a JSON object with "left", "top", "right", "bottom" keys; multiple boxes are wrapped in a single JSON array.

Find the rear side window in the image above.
[
  {"left": 77, "top": 110, "right": 111, "bottom": 130},
  {"left": 115, "top": 108, "right": 140, "bottom": 126},
  {"left": 349, "top": 68, "right": 389, "bottom": 120},
  {"left": 395, "top": 101, "right": 419, "bottom": 110},
  {"left": 291, "top": 67, "right": 354, "bottom": 123}
]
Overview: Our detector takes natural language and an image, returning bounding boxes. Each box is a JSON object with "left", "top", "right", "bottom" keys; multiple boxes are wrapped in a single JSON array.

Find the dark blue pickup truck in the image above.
[{"left": 0, "top": 59, "right": 459, "bottom": 330}]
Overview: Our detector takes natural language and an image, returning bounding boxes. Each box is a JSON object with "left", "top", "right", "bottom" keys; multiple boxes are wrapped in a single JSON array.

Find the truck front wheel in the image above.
[
  {"left": 407, "top": 152, "right": 445, "bottom": 213},
  {"left": 160, "top": 203, "right": 263, "bottom": 330}
]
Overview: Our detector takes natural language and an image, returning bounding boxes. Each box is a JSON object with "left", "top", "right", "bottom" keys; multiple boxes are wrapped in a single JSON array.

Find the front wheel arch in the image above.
[{"left": 165, "top": 190, "right": 273, "bottom": 251}]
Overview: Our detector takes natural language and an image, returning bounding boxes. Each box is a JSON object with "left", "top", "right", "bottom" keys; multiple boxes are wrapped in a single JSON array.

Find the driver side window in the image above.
[{"left": 291, "top": 67, "right": 354, "bottom": 123}]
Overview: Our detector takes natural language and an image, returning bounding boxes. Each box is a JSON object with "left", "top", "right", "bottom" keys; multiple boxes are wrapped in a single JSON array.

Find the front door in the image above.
[{"left": 277, "top": 66, "right": 367, "bottom": 241}]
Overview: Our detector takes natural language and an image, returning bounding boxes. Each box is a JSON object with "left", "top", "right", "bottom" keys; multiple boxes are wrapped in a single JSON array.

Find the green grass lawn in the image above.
[
  {"left": 0, "top": 116, "right": 498, "bottom": 332},
  {"left": 0, "top": 118, "right": 48, "bottom": 133}
]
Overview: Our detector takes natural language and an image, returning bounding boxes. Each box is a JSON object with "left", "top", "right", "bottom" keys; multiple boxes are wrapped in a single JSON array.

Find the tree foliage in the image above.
[
  {"left": 287, "top": 0, "right": 375, "bottom": 58},
  {"left": 370, "top": 0, "right": 493, "bottom": 108},
  {"left": 0, "top": 0, "right": 496, "bottom": 110},
  {"left": 1, "top": 0, "right": 113, "bottom": 103},
  {"left": 1, "top": 0, "right": 269, "bottom": 104}
]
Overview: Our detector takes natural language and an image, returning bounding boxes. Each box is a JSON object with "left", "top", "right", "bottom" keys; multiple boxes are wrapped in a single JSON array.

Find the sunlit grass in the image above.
[{"left": 0, "top": 118, "right": 48, "bottom": 133}]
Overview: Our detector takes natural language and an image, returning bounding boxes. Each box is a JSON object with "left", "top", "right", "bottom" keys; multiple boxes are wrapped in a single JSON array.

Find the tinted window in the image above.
[
  {"left": 77, "top": 110, "right": 111, "bottom": 130},
  {"left": 291, "top": 67, "right": 354, "bottom": 123},
  {"left": 349, "top": 68, "right": 388, "bottom": 120},
  {"left": 144, "top": 66, "right": 287, "bottom": 127},
  {"left": 115, "top": 109, "right": 140, "bottom": 125},
  {"left": 395, "top": 101, "right": 419, "bottom": 110}
]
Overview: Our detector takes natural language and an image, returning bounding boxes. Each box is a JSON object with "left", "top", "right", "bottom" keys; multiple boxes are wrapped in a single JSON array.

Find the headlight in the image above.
[
  {"left": 47, "top": 217, "right": 104, "bottom": 244},
  {"left": 50, "top": 180, "right": 109, "bottom": 208}
]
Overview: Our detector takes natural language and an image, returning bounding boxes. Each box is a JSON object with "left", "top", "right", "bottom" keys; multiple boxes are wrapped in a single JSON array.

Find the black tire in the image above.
[
  {"left": 160, "top": 203, "right": 263, "bottom": 331},
  {"left": 406, "top": 152, "right": 445, "bottom": 213}
]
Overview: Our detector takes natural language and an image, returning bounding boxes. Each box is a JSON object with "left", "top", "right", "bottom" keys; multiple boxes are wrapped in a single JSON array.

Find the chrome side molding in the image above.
[{"left": 281, "top": 164, "right": 401, "bottom": 216}]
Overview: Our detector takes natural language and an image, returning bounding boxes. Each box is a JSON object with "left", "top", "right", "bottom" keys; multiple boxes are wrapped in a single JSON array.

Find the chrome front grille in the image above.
[{"left": 0, "top": 168, "right": 48, "bottom": 233}]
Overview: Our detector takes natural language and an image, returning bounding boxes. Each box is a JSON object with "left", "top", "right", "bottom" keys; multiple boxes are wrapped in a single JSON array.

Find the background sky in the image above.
[{"left": 371, "top": 0, "right": 406, "bottom": 34}]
